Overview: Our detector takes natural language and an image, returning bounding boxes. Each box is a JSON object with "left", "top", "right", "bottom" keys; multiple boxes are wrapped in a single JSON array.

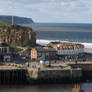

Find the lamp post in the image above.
[
  {"left": 12, "top": 16, "right": 14, "bottom": 25},
  {"left": 75, "top": 55, "right": 78, "bottom": 65},
  {"left": 9, "top": 0, "right": 15, "bottom": 25}
]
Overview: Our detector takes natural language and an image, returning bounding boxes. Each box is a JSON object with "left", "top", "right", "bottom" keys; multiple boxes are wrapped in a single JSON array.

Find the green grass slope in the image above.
[{"left": 0, "top": 22, "right": 12, "bottom": 27}]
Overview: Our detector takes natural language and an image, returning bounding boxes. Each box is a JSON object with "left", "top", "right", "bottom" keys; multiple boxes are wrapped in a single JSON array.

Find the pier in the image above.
[
  {"left": 67, "top": 62, "right": 92, "bottom": 71},
  {"left": 0, "top": 62, "right": 92, "bottom": 84},
  {"left": 0, "top": 63, "right": 28, "bottom": 84},
  {"left": 67, "top": 62, "right": 92, "bottom": 81},
  {"left": 27, "top": 62, "right": 82, "bottom": 83}
]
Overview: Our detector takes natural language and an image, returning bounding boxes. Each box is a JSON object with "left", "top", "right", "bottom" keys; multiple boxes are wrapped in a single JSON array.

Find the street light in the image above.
[
  {"left": 12, "top": 16, "right": 14, "bottom": 25},
  {"left": 75, "top": 55, "right": 78, "bottom": 64},
  {"left": 9, "top": 0, "right": 15, "bottom": 25}
]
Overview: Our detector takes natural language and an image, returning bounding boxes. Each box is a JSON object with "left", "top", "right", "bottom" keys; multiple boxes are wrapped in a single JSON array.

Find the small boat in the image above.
[{"left": 72, "top": 84, "right": 84, "bottom": 92}]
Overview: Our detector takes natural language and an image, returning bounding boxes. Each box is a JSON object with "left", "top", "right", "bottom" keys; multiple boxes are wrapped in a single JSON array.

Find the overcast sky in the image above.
[{"left": 0, "top": 0, "right": 92, "bottom": 23}]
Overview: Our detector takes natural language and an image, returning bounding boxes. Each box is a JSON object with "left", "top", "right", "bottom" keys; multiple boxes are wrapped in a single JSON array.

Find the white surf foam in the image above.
[
  {"left": 81, "top": 43, "right": 92, "bottom": 49},
  {"left": 36, "top": 39, "right": 68, "bottom": 45},
  {"left": 36, "top": 39, "right": 92, "bottom": 51},
  {"left": 36, "top": 39, "right": 51, "bottom": 45}
]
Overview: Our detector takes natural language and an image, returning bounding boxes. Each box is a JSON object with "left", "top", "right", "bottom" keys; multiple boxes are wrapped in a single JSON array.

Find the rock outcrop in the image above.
[{"left": 0, "top": 25, "right": 36, "bottom": 46}]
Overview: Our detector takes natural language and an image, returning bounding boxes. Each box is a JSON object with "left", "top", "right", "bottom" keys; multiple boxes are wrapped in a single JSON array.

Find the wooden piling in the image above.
[{"left": 0, "top": 68, "right": 28, "bottom": 85}]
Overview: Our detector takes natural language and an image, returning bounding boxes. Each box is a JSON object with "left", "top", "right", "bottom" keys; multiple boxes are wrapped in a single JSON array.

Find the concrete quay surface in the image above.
[
  {"left": 0, "top": 65, "right": 23, "bottom": 70},
  {"left": 66, "top": 62, "right": 92, "bottom": 71}
]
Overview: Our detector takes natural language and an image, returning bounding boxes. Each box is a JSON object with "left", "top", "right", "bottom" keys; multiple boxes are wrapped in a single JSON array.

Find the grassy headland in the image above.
[{"left": 0, "top": 22, "right": 12, "bottom": 27}]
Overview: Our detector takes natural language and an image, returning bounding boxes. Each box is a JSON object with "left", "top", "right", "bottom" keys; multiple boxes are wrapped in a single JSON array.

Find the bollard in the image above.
[{"left": 38, "top": 68, "right": 40, "bottom": 72}]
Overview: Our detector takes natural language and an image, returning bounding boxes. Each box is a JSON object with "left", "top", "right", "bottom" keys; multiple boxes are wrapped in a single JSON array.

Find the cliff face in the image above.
[
  {"left": 0, "top": 16, "right": 34, "bottom": 24},
  {"left": 0, "top": 25, "right": 36, "bottom": 46}
]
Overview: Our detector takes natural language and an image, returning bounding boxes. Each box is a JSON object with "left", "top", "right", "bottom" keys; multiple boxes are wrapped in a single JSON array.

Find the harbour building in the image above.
[
  {"left": 31, "top": 47, "right": 56, "bottom": 61},
  {"left": 0, "top": 41, "right": 9, "bottom": 54},
  {"left": 48, "top": 42, "right": 84, "bottom": 61},
  {"left": 0, "top": 41, "right": 10, "bottom": 62}
]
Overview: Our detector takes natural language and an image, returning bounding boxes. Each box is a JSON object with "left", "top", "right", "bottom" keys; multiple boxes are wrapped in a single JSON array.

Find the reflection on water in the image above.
[{"left": 0, "top": 83, "right": 91, "bottom": 92}]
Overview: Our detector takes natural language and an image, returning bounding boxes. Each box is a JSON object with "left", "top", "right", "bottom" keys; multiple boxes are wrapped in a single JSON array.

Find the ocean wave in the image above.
[
  {"left": 81, "top": 43, "right": 92, "bottom": 49},
  {"left": 36, "top": 39, "right": 68, "bottom": 46}
]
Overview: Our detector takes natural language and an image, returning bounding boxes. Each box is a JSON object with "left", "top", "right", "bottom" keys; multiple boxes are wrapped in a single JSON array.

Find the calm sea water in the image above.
[
  {"left": 0, "top": 83, "right": 92, "bottom": 92},
  {"left": 24, "top": 23, "right": 92, "bottom": 43}
]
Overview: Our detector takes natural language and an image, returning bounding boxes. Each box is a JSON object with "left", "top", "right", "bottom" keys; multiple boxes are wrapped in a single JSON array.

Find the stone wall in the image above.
[{"left": 27, "top": 68, "right": 82, "bottom": 83}]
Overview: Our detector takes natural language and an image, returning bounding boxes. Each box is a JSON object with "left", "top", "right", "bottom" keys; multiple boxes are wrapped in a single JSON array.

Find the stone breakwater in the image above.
[
  {"left": 0, "top": 25, "right": 36, "bottom": 46},
  {"left": 68, "top": 62, "right": 92, "bottom": 81},
  {"left": 0, "top": 63, "right": 82, "bottom": 84},
  {"left": 0, "top": 62, "right": 92, "bottom": 85},
  {"left": 27, "top": 63, "right": 82, "bottom": 84}
]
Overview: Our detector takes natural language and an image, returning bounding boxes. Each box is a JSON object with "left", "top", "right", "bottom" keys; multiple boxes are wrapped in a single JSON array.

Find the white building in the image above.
[
  {"left": 57, "top": 44, "right": 84, "bottom": 55},
  {"left": 48, "top": 42, "right": 84, "bottom": 60},
  {"left": 0, "top": 42, "right": 9, "bottom": 54},
  {"left": 0, "top": 42, "right": 10, "bottom": 62}
]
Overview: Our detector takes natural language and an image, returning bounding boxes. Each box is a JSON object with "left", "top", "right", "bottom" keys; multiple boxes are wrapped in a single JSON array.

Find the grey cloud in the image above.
[{"left": 8, "top": 0, "right": 54, "bottom": 4}]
